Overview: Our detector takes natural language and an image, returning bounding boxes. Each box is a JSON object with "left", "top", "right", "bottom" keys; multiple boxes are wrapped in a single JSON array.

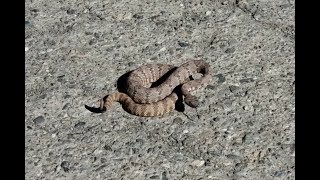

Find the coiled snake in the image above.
[{"left": 90, "top": 60, "right": 213, "bottom": 117}]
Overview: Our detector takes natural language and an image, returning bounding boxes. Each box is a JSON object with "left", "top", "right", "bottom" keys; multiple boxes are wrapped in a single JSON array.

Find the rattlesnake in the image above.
[{"left": 96, "top": 60, "right": 213, "bottom": 117}]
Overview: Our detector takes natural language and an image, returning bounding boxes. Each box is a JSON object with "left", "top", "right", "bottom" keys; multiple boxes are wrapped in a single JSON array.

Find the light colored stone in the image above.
[{"left": 191, "top": 160, "right": 205, "bottom": 167}]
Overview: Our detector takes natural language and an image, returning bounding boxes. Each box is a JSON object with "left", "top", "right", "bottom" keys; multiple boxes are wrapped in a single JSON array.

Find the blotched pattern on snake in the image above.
[{"left": 97, "top": 60, "right": 213, "bottom": 117}]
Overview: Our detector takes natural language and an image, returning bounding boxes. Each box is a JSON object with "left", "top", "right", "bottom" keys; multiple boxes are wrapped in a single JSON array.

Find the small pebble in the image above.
[
  {"left": 133, "top": 14, "right": 143, "bottom": 19},
  {"left": 39, "top": 94, "right": 47, "bottom": 99},
  {"left": 127, "top": 62, "right": 135, "bottom": 66},
  {"left": 206, "top": 11, "right": 212, "bottom": 16},
  {"left": 104, "top": 145, "right": 112, "bottom": 151},
  {"left": 60, "top": 161, "right": 70, "bottom": 172},
  {"left": 229, "top": 85, "right": 239, "bottom": 93},
  {"left": 178, "top": 42, "right": 190, "bottom": 47},
  {"left": 274, "top": 170, "right": 285, "bottom": 177},
  {"left": 74, "top": 121, "right": 86, "bottom": 128},
  {"left": 66, "top": 9, "right": 75, "bottom": 15},
  {"left": 57, "top": 75, "right": 65, "bottom": 82},
  {"left": 191, "top": 160, "right": 205, "bottom": 167},
  {"left": 149, "top": 175, "right": 159, "bottom": 179},
  {"left": 25, "top": 47, "right": 29, "bottom": 52},
  {"left": 33, "top": 116, "right": 45, "bottom": 124},
  {"left": 225, "top": 47, "right": 235, "bottom": 53},
  {"left": 222, "top": 1, "right": 228, "bottom": 5},
  {"left": 215, "top": 74, "right": 226, "bottom": 84},
  {"left": 173, "top": 117, "right": 183, "bottom": 124},
  {"left": 206, "top": 85, "right": 216, "bottom": 90},
  {"left": 159, "top": 47, "right": 166, "bottom": 52},
  {"left": 93, "top": 149, "right": 103, "bottom": 155}
]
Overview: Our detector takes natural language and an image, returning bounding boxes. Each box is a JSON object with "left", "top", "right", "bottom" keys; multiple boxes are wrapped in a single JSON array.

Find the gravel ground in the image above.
[{"left": 25, "top": 0, "right": 295, "bottom": 179}]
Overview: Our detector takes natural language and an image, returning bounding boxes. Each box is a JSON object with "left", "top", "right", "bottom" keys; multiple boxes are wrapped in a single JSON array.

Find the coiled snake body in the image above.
[{"left": 98, "top": 60, "right": 213, "bottom": 117}]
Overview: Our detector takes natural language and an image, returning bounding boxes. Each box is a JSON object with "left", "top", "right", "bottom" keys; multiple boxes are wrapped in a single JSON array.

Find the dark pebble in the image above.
[
  {"left": 89, "top": 39, "right": 97, "bottom": 45},
  {"left": 85, "top": 31, "right": 93, "bottom": 35},
  {"left": 225, "top": 47, "right": 235, "bottom": 53},
  {"left": 64, "top": 94, "right": 71, "bottom": 99},
  {"left": 30, "top": 9, "right": 39, "bottom": 13},
  {"left": 178, "top": 42, "right": 190, "bottom": 47},
  {"left": 206, "top": 85, "right": 216, "bottom": 90},
  {"left": 133, "top": 14, "right": 143, "bottom": 19},
  {"left": 33, "top": 116, "right": 45, "bottom": 124},
  {"left": 274, "top": 170, "right": 285, "bottom": 177},
  {"left": 57, "top": 75, "right": 65, "bottom": 82},
  {"left": 150, "top": 175, "right": 159, "bottom": 179},
  {"left": 66, "top": 9, "right": 75, "bottom": 14},
  {"left": 104, "top": 145, "right": 112, "bottom": 151},
  {"left": 136, "top": 138, "right": 144, "bottom": 144},
  {"left": 60, "top": 161, "right": 70, "bottom": 172},
  {"left": 213, "top": 117, "right": 219, "bottom": 121},
  {"left": 229, "top": 85, "right": 239, "bottom": 93},
  {"left": 209, "top": 117, "right": 219, "bottom": 126},
  {"left": 74, "top": 121, "right": 86, "bottom": 128},
  {"left": 150, "top": 56, "right": 158, "bottom": 60},
  {"left": 215, "top": 74, "right": 226, "bottom": 84}
]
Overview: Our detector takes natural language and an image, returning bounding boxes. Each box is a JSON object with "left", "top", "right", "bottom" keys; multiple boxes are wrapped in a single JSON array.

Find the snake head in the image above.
[{"left": 184, "top": 95, "right": 199, "bottom": 108}]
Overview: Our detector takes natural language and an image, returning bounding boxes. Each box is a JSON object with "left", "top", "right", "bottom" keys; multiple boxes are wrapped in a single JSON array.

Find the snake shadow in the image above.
[{"left": 85, "top": 68, "right": 186, "bottom": 113}]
